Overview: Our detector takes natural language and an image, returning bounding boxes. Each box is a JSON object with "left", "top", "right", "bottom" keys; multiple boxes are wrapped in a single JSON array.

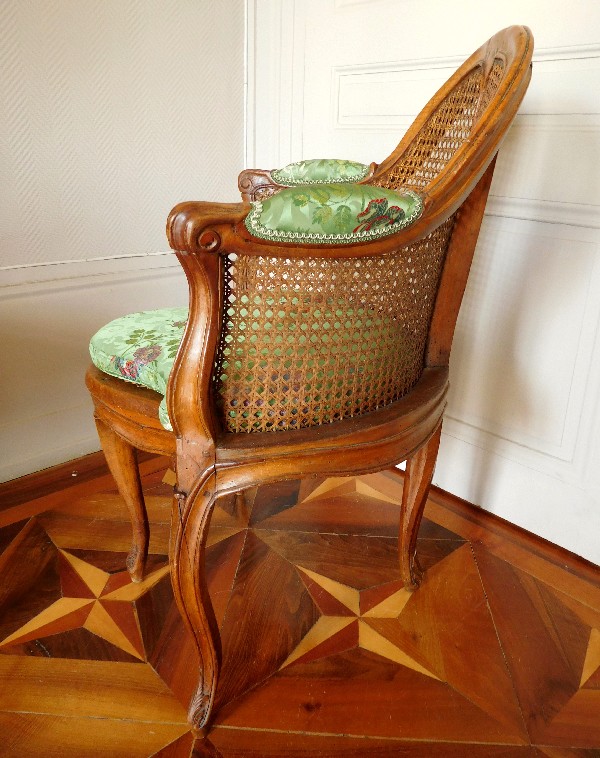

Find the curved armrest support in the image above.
[
  {"left": 167, "top": 194, "right": 430, "bottom": 260},
  {"left": 170, "top": 159, "right": 497, "bottom": 262},
  {"left": 232, "top": 186, "right": 464, "bottom": 259}
]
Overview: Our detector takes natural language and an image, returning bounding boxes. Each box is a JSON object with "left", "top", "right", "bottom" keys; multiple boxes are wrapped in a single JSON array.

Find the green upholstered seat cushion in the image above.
[
  {"left": 271, "top": 158, "right": 370, "bottom": 185},
  {"left": 245, "top": 183, "right": 423, "bottom": 245},
  {"left": 89, "top": 300, "right": 418, "bottom": 433},
  {"left": 89, "top": 307, "right": 187, "bottom": 431}
]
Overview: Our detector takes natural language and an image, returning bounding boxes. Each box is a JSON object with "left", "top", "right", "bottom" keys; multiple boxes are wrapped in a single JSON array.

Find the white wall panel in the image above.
[
  {"left": 446, "top": 219, "right": 600, "bottom": 468},
  {"left": 250, "top": 0, "right": 600, "bottom": 563},
  {"left": 335, "top": 61, "right": 461, "bottom": 128},
  {"left": 246, "top": 0, "right": 305, "bottom": 170}
]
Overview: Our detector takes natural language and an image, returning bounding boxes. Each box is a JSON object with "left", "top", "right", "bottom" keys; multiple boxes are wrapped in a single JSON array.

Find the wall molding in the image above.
[
  {"left": 0, "top": 252, "right": 179, "bottom": 291},
  {"left": 335, "top": 67, "right": 600, "bottom": 127},
  {"left": 513, "top": 114, "right": 600, "bottom": 132},
  {"left": 441, "top": 415, "right": 577, "bottom": 480},
  {"left": 335, "top": 0, "right": 384, "bottom": 7},
  {"left": 334, "top": 42, "right": 600, "bottom": 81},
  {"left": 534, "top": 43, "right": 600, "bottom": 62},
  {"left": 486, "top": 196, "right": 600, "bottom": 229},
  {"left": 443, "top": 216, "right": 600, "bottom": 487}
]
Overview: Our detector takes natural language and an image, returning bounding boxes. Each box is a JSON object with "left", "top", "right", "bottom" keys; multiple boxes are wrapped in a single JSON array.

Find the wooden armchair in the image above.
[{"left": 86, "top": 26, "right": 533, "bottom": 732}]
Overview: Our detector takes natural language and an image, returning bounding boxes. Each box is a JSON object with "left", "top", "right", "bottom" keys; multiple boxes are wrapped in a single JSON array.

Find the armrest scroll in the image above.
[{"left": 166, "top": 200, "right": 247, "bottom": 256}]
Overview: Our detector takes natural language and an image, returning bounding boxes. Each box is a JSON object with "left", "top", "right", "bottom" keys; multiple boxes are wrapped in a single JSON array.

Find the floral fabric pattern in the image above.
[
  {"left": 271, "top": 158, "right": 370, "bottom": 186},
  {"left": 90, "top": 297, "right": 415, "bottom": 434},
  {"left": 245, "top": 183, "right": 423, "bottom": 245},
  {"left": 89, "top": 307, "right": 188, "bottom": 431}
]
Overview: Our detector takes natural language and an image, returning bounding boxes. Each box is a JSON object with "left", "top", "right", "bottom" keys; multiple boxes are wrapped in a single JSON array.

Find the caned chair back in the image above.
[{"left": 207, "top": 27, "right": 533, "bottom": 434}]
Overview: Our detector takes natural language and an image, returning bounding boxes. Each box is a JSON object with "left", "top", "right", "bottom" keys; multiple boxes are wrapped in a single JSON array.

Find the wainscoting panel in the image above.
[
  {"left": 447, "top": 218, "right": 600, "bottom": 466},
  {"left": 0, "top": 257, "right": 187, "bottom": 482}
]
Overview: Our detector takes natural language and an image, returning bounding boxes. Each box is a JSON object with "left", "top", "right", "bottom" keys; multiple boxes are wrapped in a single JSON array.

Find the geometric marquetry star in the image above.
[
  {"left": 301, "top": 476, "right": 400, "bottom": 505},
  {"left": 280, "top": 565, "right": 440, "bottom": 680},
  {"left": 0, "top": 550, "right": 169, "bottom": 660}
]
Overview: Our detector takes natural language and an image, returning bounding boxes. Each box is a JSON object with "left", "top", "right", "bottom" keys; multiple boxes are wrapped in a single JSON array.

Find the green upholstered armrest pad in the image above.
[
  {"left": 245, "top": 183, "right": 423, "bottom": 245},
  {"left": 271, "top": 158, "right": 370, "bottom": 185}
]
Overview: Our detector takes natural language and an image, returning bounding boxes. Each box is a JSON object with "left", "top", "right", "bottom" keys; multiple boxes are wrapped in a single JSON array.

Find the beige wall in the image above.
[{"left": 0, "top": 0, "right": 245, "bottom": 481}]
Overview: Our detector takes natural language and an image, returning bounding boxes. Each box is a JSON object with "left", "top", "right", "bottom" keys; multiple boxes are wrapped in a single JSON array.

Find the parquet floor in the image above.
[{"left": 0, "top": 456, "right": 599, "bottom": 757}]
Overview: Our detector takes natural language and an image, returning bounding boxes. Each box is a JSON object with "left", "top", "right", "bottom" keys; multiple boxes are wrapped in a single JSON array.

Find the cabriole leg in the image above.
[
  {"left": 170, "top": 472, "right": 221, "bottom": 731},
  {"left": 399, "top": 422, "right": 443, "bottom": 590},
  {"left": 94, "top": 417, "right": 149, "bottom": 582}
]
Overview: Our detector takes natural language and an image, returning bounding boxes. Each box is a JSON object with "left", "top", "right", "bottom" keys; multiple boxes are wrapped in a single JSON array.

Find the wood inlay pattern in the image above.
[{"left": 0, "top": 458, "right": 598, "bottom": 755}]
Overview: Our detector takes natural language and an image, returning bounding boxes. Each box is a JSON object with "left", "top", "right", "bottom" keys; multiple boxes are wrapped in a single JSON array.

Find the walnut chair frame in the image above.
[{"left": 86, "top": 27, "right": 533, "bottom": 732}]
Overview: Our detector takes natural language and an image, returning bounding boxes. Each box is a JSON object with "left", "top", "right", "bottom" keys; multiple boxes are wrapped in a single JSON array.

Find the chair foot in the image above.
[
  {"left": 403, "top": 555, "right": 424, "bottom": 592},
  {"left": 170, "top": 473, "right": 221, "bottom": 732},
  {"left": 191, "top": 724, "right": 211, "bottom": 740},
  {"left": 126, "top": 545, "right": 145, "bottom": 583},
  {"left": 399, "top": 422, "right": 443, "bottom": 590},
  {"left": 95, "top": 418, "right": 149, "bottom": 582},
  {"left": 188, "top": 687, "right": 215, "bottom": 732}
]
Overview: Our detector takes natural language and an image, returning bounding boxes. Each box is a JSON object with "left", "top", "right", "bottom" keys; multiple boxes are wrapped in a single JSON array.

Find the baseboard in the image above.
[
  {"left": 425, "top": 476, "right": 600, "bottom": 582},
  {"left": 0, "top": 449, "right": 157, "bottom": 512}
]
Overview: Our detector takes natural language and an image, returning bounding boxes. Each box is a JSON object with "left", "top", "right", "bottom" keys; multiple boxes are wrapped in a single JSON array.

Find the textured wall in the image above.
[
  {"left": 0, "top": 0, "right": 244, "bottom": 268},
  {"left": 0, "top": 0, "right": 245, "bottom": 481}
]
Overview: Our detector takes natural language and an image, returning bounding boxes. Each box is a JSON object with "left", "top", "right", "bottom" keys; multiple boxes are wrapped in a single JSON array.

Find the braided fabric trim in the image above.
[
  {"left": 245, "top": 190, "right": 423, "bottom": 245},
  {"left": 272, "top": 162, "right": 370, "bottom": 185}
]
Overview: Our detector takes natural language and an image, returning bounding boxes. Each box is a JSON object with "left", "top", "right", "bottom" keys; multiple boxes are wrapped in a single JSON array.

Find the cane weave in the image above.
[
  {"left": 213, "top": 217, "right": 454, "bottom": 433},
  {"left": 374, "top": 68, "right": 483, "bottom": 191},
  {"left": 476, "top": 59, "right": 506, "bottom": 119}
]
